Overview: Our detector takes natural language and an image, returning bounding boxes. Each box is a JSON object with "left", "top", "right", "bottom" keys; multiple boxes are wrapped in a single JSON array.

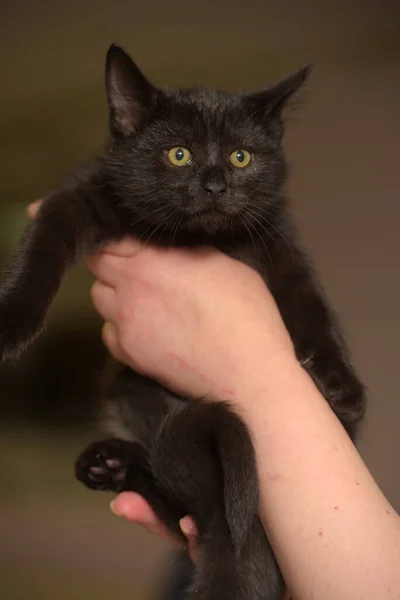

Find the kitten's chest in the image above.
[{"left": 220, "top": 243, "right": 273, "bottom": 287}]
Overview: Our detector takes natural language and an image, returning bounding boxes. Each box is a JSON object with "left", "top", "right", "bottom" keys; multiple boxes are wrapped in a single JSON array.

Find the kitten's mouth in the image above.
[
  {"left": 189, "top": 206, "right": 231, "bottom": 222},
  {"left": 186, "top": 207, "right": 238, "bottom": 234},
  {"left": 197, "top": 206, "right": 224, "bottom": 216}
]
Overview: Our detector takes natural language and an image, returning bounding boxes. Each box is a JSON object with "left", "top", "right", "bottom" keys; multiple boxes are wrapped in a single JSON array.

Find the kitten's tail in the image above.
[
  {"left": 179, "top": 399, "right": 260, "bottom": 551},
  {"left": 207, "top": 401, "right": 259, "bottom": 550}
]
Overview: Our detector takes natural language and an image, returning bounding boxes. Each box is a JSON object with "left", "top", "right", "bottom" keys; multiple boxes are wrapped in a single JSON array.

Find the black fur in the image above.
[{"left": 0, "top": 44, "right": 366, "bottom": 600}]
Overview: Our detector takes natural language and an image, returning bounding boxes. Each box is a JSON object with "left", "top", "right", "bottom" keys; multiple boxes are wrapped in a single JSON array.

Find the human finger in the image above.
[
  {"left": 90, "top": 281, "right": 117, "bottom": 323},
  {"left": 179, "top": 516, "right": 199, "bottom": 564},
  {"left": 110, "top": 492, "right": 182, "bottom": 544},
  {"left": 100, "top": 322, "right": 129, "bottom": 364},
  {"left": 86, "top": 251, "right": 129, "bottom": 287},
  {"left": 27, "top": 199, "right": 44, "bottom": 220},
  {"left": 99, "top": 237, "right": 145, "bottom": 258}
]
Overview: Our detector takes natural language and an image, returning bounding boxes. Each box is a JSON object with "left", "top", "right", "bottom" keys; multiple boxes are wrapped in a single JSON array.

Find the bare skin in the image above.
[{"left": 28, "top": 200, "right": 400, "bottom": 599}]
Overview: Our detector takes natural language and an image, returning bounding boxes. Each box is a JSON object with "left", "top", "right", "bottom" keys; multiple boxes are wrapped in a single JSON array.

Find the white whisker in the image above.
[
  {"left": 246, "top": 205, "right": 294, "bottom": 264},
  {"left": 242, "top": 213, "right": 273, "bottom": 264}
]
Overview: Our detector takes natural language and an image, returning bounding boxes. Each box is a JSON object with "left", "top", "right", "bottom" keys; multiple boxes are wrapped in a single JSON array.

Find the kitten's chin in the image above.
[{"left": 186, "top": 210, "right": 234, "bottom": 234}]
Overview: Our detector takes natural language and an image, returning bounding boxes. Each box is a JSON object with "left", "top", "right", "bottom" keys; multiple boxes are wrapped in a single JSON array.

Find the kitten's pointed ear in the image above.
[
  {"left": 264, "top": 63, "right": 314, "bottom": 114},
  {"left": 106, "top": 44, "right": 155, "bottom": 137},
  {"left": 246, "top": 63, "right": 315, "bottom": 131}
]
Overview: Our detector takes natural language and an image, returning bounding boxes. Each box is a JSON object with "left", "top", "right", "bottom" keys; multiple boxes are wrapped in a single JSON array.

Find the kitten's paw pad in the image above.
[{"left": 75, "top": 440, "right": 129, "bottom": 492}]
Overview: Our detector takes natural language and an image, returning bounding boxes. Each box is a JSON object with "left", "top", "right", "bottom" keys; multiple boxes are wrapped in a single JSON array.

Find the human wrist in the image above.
[{"left": 225, "top": 331, "right": 303, "bottom": 415}]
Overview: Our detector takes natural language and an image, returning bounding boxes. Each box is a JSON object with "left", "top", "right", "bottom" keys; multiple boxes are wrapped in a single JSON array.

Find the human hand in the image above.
[
  {"left": 87, "top": 240, "right": 295, "bottom": 401},
  {"left": 110, "top": 492, "right": 198, "bottom": 563}
]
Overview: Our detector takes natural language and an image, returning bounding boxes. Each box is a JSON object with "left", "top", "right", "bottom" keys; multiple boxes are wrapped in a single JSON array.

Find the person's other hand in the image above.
[{"left": 110, "top": 492, "right": 198, "bottom": 562}]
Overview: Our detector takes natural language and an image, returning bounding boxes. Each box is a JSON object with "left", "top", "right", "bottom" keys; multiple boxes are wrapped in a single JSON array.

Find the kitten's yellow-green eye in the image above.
[
  {"left": 167, "top": 147, "right": 193, "bottom": 166},
  {"left": 229, "top": 149, "right": 251, "bottom": 168}
]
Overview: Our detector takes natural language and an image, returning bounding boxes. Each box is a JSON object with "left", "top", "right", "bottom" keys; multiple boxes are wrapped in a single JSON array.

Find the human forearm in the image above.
[{"left": 236, "top": 354, "right": 400, "bottom": 600}]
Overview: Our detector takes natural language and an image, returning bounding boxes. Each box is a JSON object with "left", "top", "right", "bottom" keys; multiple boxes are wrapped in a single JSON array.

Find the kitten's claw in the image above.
[{"left": 75, "top": 439, "right": 129, "bottom": 492}]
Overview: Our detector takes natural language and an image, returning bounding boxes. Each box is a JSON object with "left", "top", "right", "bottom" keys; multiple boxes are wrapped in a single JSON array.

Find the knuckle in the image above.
[
  {"left": 118, "top": 333, "right": 133, "bottom": 357},
  {"left": 90, "top": 280, "right": 101, "bottom": 302},
  {"left": 116, "top": 298, "right": 133, "bottom": 324},
  {"left": 133, "top": 246, "right": 161, "bottom": 273}
]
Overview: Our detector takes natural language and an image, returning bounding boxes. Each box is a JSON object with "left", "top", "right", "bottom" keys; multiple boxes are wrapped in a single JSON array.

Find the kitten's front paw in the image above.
[
  {"left": 0, "top": 325, "right": 37, "bottom": 365},
  {"left": 75, "top": 439, "right": 130, "bottom": 492}
]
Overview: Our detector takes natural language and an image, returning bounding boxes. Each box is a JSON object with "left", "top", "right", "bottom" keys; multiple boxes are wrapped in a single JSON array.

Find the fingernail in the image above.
[
  {"left": 110, "top": 499, "right": 124, "bottom": 516},
  {"left": 179, "top": 516, "right": 195, "bottom": 537}
]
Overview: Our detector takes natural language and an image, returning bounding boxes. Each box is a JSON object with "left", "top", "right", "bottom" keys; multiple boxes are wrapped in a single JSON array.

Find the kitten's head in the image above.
[{"left": 103, "top": 44, "right": 313, "bottom": 243}]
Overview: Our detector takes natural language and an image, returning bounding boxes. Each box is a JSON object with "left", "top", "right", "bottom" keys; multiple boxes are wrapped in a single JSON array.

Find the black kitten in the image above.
[{"left": 0, "top": 45, "right": 366, "bottom": 600}]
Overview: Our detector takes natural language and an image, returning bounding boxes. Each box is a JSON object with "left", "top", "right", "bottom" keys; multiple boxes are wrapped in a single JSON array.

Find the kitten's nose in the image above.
[{"left": 201, "top": 181, "right": 227, "bottom": 197}]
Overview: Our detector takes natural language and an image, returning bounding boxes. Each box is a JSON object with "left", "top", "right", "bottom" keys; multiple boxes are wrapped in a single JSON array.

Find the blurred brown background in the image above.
[{"left": 0, "top": 1, "right": 399, "bottom": 598}]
